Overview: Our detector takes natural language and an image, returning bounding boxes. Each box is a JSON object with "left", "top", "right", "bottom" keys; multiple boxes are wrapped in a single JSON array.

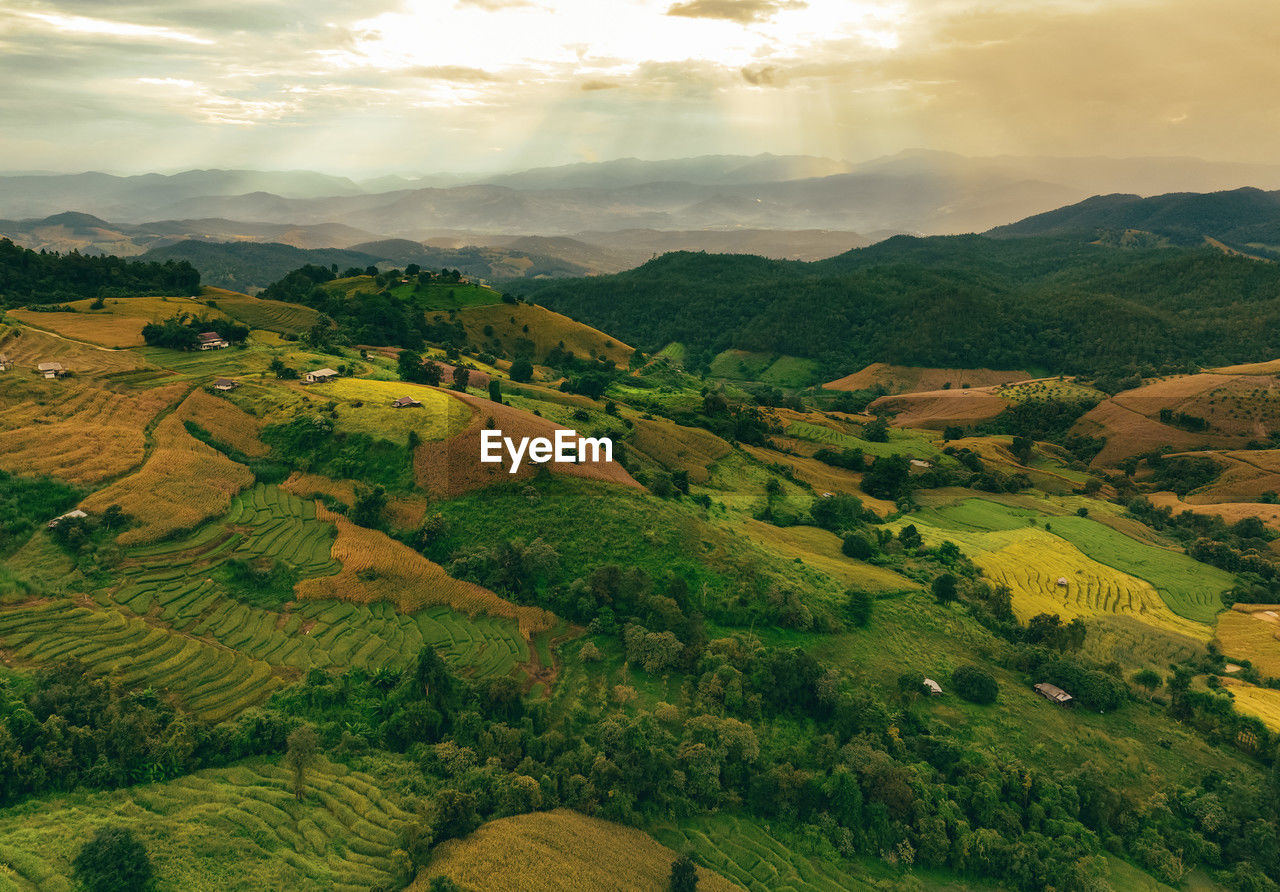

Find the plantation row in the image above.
[
  {"left": 0, "top": 602, "right": 283, "bottom": 723},
  {"left": 0, "top": 759, "right": 412, "bottom": 892}
]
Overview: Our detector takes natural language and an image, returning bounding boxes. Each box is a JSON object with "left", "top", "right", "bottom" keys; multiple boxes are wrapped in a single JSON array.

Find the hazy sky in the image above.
[{"left": 1, "top": 0, "right": 1277, "bottom": 176}]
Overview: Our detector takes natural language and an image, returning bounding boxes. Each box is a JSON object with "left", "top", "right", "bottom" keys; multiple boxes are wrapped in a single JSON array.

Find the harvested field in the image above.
[
  {"left": 1212, "top": 358, "right": 1280, "bottom": 374},
  {"left": 414, "top": 391, "right": 640, "bottom": 498},
  {"left": 627, "top": 416, "right": 731, "bottom": 483},
  {"left": 824, "top": 362, "right": 1029, "bottom": 394},
  {"left": 175, "top": 387, "right": 268, "bottom": 456},
  {"left": 869, "top": 387, "right": 1009, "bottom": 429},
  {"left": 59, "top": 294, "right": 231, "bottom": 322},
  {"left": 81, "top": 406, "right": 254, "bottom": 544},
  {"left": 418, "top": 810, "right": 741, "bottom": 892},
  {"left": 1073, "top": 398, "right": 1210, "bottom": 466},
  {"left": 1179, "top": 450, "right": 1280, "bottom": 503},
  {"left": 457, "top": 302, "right": 633, "bottom": 367},
  {"left": 427, "top": 359, "right": 491, "bottom": 390},
  {"left": 0, "top": 324, "right": 145, "bottom": 376},
  {"left": 296, "top": 502, "right": 556, "bottom": 637},
  {"left": 1217, "top": 608, "right": 1280, "bottom": 678},
  {"left": 1149, "top": 491, "right": 1280, "bottom": 529}
]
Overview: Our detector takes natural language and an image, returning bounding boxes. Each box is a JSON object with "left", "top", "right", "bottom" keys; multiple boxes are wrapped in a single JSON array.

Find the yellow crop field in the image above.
[
  {"left": 0, "top": 325, "right": 145, "bottom": 376},
  {"left": 741, "top": 520, "right": 918, "bottom": 592},
  {"left": 318, "top": 377, "right": 470, "bottom": 442},
  {"left": 59, "top": 294, "right": 231, "bottom": 322},
  {"left": 280, "top": 472, "right": 358, "bottom": 505},
  {"left": 901, "top": 522, "right": 1212, "bottom": 640},
  {"left": 296, "top": 503, "right": 556, "bottom": 637},
  {"left": 6, "top": 309, "right": 149, "bottom": 348},
  {"left": 1221, "top": 679, "right": 1280, "bottom": 732},
  {"left": 174, "top": 388, "right": 268, "bottom": 457},
  {"left": 0, "top": 380, "right": 187, "bottom": 484},
  {"left": 416, "top": 810, "right": 742, "bottom": 892},
  {"left": 1217, "top": 609, "right": 1280, "bottom": 677},
  {"left": 81, "top": 408, "right": 254, "bottom": 544}
]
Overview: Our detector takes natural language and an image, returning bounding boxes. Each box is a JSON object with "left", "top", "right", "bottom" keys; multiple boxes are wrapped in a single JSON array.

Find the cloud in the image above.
[
  {"left": 581, "top": 79, "right": 620, "bottom": 91},
  {"left": 406, "top": 65, "right": 499, "bottom": 81},
  {"left": 665, "top": 0, "right": 805, "bottom": 24},
  {"left": 455, "top": 0, "right": 536, "bottom": 9}
]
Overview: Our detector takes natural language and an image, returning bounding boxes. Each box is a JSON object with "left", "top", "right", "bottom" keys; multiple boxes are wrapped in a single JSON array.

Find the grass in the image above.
[
  {"left": 0, "top": 757, "right": 415, "bottom": 891},
  {"left": 416, "top": 810, "right": 740, "bottom": 892},
  {"left": 457, "top": 302, "right": 633, "bottom": 366},
  {"left": 781, "top": 415, "right": 944, "bottom": 460}
]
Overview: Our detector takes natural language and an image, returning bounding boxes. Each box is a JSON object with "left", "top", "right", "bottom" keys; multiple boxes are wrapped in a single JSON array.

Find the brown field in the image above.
[
  {"left": 457, "top": 302, "right": 633, "bottom": 367},
  {"left": 1072, "top": 399, "right": 1210, "bottom": 467},
  {"left": 80, "top": 407, "right": 254, "bottom": 544},
  {"left": 295, "top": 503, "right": 555, "bottom": 637},
  {"left": 1149, "top": 491, "right": 1280, "bottom": 529},
  {"left": 414, "top": 391, "right": 641, "bottom": 498},
  {"left": 416, "top": 810, "right": 742, "bottom": 892},
  {"left": 6, "top": 310, "right": 149, "bottom": 348},
  {"left": 627, "top": 416, "right": 732, "bottom": 484},
  {"left": 0, "top": 379, "right": 187, "bottom": 484},
  {"left": 1174, "top": 450, "right": 1280, "bottom": 503},
  {"left": 1218, "top": 608, "right": 1280, "bottom": 678},
  {"left": 868, "top": 387, "right": 1009, "bottom": 428},
  {"left": 0, "top": 324, "right": 145, "bottom": 377},
  {"left": 824, "top": 362, "right": 1029, "bottom": 394},
  {"left": 428, "top": 360, "right": 491, "bottom": 389},
  {"left": 1213, "top": 358, "right": 1280, "bottom": 375},
  {"left": 173, "top": 388, "right": 267, "bottom": 457}
]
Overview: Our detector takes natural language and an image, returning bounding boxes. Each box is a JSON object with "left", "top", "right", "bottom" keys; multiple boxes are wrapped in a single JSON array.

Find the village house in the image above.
[
  {"left": 47, "top": 509, "right": 88, "bottom": 529},
  {"left": 391, "top": 396, "right": 422, "bottom": 408},
  {"left": 0, "top": 353, "right": 9, "bottom": 372},
  {"left": 37, "top": 361, "right": 64, "bottom": 379},
  {"left": 1034, "top": 682, "right": 1074, "bottom": 706},
  {"left": 212, "top": 378, "right": 239, "bottom": 392},
  {"left": 198, "top": 331, "right": 229, "bottom": 350},
  {"left": 305, "top": 368, "right": 339, "bottom": 384},
  {"left": 923, "top": 678, "right": 943, "bottom": 696}
]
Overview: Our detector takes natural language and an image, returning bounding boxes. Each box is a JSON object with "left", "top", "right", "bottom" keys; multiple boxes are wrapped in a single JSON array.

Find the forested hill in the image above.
[
  {"left": 987, "top": 187, "right": 1280, "bottom": 255},
  {"left": 522, "top": 235, "right": 1280, "bottom": 378},
  {"left": 0, "top": 237, "right": 200, "bottom": 304}
]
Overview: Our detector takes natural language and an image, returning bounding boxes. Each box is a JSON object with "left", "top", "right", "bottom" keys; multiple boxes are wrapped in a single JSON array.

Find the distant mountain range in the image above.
[{"left": 8, "top": 151, "right": 1280, "bottom": 238}]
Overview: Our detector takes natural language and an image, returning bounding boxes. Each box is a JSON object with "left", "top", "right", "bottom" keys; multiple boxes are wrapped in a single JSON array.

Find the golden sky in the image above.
[{"left": 1, "top": 0, "right": 1277, "bottom": 175}]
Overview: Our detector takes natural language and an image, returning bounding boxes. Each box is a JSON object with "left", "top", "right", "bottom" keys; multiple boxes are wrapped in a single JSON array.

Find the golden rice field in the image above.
[
  {"left": 319, "top": 377, "right": 470, "bottom": 442},
  {"left": 901, "top": 521, "right": 1212, "bottom": 640},
  {"left": 416, "top": 810, "right": 741, "bottom": 892},
  {"left": 823, "top": 362, "right": 1029, "bottom": 394},
  {"left": 174, "top": 387, "right": 268, "bottom": 457},
  {"left": 628, "top": 416, "right": 732, "bottom": 483},
  {"left": 296, "top": 503, "right": 556, "bottom": 637},
  {"left": 0, "top": 380, "right": 187, "bottom": 484},
  {"left": 59, "top": 294, "right": 232, "bottom": 322},
  {"left": 6, "top": 309, "right": 149, "bottom": 348},
  {"left": 0, "top": 324, "right": 145, "bottom": 376},
  {"left": 1216, "top": 609, "right": 1280, "bottom": 678},
  {"left": 203, "top": 288, "right": 321, "bottom": 335},
  {"left": 1221, "top": 679, "right": 1280, "bottom": 732},
  {"left": 81, "top": 408, "right": 254, "bottom": 544},
  {"left": 279, "top": 472, "right": 428, "bottom": 529}
]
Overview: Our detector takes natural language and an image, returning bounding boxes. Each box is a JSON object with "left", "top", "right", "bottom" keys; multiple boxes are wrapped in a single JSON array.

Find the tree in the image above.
[
  {"left": 351, "top": 485, "right": 387, "bottom": 528},
  {"left": 897, "top": 672, "right": 927, "bottom": 702},
  {"left": 847, "top": 589, "right": 873, "bottom": 627},
  {"left": 863, "top": 416, "right": 890, "bottom": 442},
  {"left": 898, "top": 524, "right": 923, "bottom": 550},
  {"left": 73, "top": 826, "right": 153, "bottom": 892},
  {"left": 452, "top": 366, "right": 470, "bottom": 391},
  {"left": 952, "top": 665, "right": 999, "bottom": 705},
  {"left": 1011, "top": 435, "right": 1034, "bottom": 464},
  {"left": 842, "top": 533, "right": 873, "bottom": 561},
  {"left": 286, "top": 724, "right": 320, "bottom": 801},
  {"left": 488, "top": 379, "right": 502, "bottom": 402},
  {"left": 1133, "top": 669, "right": 1163, "bottom": 695},
  {"left": 670, "top": 853, "right": 699, "bottom": 892},
  {"left": 932, "top": 573, "right": 958, "bottom": 605},
  {"left": 398, "top": 349, "right": 426, "bottom": 383},
  {"left": 422, "top": 361, "right": 443, "bottom": 387},
  {"left": 509, "top": 358, "right": 534, "bottom": 383}
]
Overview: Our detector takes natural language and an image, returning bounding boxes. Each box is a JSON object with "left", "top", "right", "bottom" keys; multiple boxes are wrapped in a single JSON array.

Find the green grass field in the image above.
[{"left": 0, "top": 757, "right": 414, "bottom": 892}]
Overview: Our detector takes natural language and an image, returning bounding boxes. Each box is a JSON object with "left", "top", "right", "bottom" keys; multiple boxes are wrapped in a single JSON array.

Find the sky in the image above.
[{"left": 1, "top": 0, "right": 1277, "bottom": 177}]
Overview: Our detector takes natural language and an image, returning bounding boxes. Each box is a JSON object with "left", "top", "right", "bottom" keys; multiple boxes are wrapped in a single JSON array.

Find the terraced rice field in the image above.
[
  {"left": 0, "top": 325, "right": 145, "bottom": 376},
  {"left": 6, "top": 309, "right": 150, "bottom": 348},
  {"left": 653, "top": 815, "right": 874, "bottom": 892},
  {"left": 174, "top": 388, "right": 268, "bottom": 456},
  {"left": 208, "top": 291, "right": 321, "bottom": 335},
  {"left": 418, "top": 810, "right": 741, "bottom": 892},
  {"left": 0, "top": 601, "right": 283, "bottom": 722},
  {"left": 1221, "top": 679, "right": 1280, "bottom": 732},
  {"left": 0, "top": 379, "right": 186, "bottom": 484},
  {"left": 0, "top": 758, "right": 413, "bottom": 892},
  {"left": 81, "top": 408, "right": 254, "bottom": 544},
  {"left": 898, "top": 502, "right": 1215, "bottom": 639}
]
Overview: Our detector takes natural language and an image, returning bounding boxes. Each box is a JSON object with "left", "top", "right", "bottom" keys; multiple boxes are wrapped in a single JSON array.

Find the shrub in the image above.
[
  {"left": 73, "top": 826, "right": 153, "bottom": 892},
  {"left": 952, "top": 665, "right": 999, "bottom": 704}
]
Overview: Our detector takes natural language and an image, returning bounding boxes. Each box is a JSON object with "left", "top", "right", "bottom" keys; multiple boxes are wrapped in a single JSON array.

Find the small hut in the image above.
[{"left": 1034, "top": 682, "right": 1074, "bottom": 706}]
